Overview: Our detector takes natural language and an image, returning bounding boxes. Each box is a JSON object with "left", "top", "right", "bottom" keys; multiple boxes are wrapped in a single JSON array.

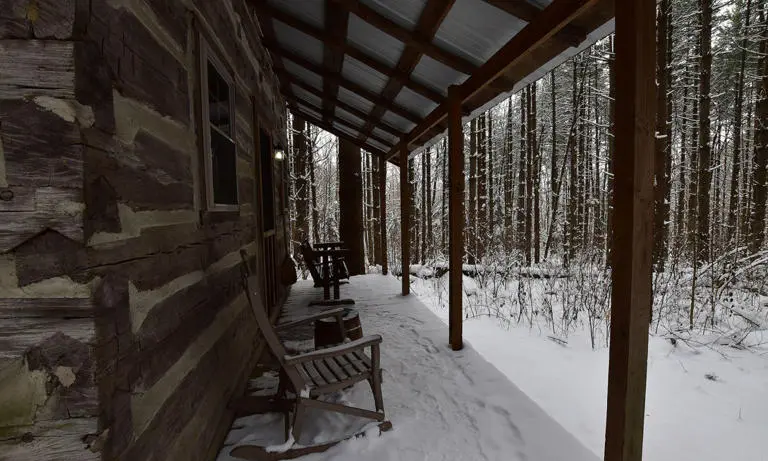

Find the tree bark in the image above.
[
  {"left": 338, "top": 139, "right": 365, "bottom": 275},
  {"left": 751, "top": 2, "right": 768, "bottom": 253},
  {"left": 697, "top": 0, "right": 713, "bottom": 262},
  {"left": 654, "top": 0, "right": 671, "bottom": 269}
]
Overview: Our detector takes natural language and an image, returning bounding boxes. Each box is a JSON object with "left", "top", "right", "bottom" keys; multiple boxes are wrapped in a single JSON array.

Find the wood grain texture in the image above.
[
  {"left": 119, "top": 307, "right": 256, "bottom": 461},
  {"left": 0, "top": 417, "right": 100, "bottom": 461},
  {"left": 85, "top": 3, "right": 189, "bottom": 124},
  {"left": 0, "top": 186, "right": 35, "bottom": 211},
  {"left": 0, "top": 40, "right": 75, "bottom": 99},
  {"left": 0, "top": 99, "right": 83, "bottom": 187},
  {"left": 83, "top": 129, "right": 193, "bottom": 212},
  {"left": 0, "top": 189, "right": 84, "bottom": 254},
  {"left": 133, "top": 263, "right": 246, "bottom": 389},
  {"left": 604, "top": 1, "right": 655, "bottom": 460}
]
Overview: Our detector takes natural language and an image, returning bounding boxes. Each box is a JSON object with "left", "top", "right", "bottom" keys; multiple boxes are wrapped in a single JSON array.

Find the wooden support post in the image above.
[
  {"left": 604, "top": 1, "right": 655, "bottom": 461},
  {"left": 380, "top": 155, "right": 389, "bottom": 275},
  {"left": 447, "top": 85, "right": 464, "bottom": 351},
  {"left": 400, "top": 145, "right": 410, "bottom": 295}
]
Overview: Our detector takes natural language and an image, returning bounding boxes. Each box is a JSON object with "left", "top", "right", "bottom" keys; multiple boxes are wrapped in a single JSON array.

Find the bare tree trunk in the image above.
[
  {"left": 292, "top": 115, "right": 309, "bottom": 258},
  {"left": 730, "top": 0, "right": 752, "bottom": 245},
  {"left": 524, "top": 86, "right": 533, "bottom": 265},
  {"left": 530, "top": 84, "right": 541, "bottom": 263},
  {"left": 504, "top": 97, "right": 515, "bottom": 253},
  {"left": 752, "top": 2, "right": 768, "bottom": 253},
  {"left": 478, "top": 112, "right": 488, "bottom": 262},
  {"left": 606, "top": 36, "right": 615, "bottom": 266},
  {"left": 697, "top": 0, "right": 713, "bottom": 262},
  {"left": 468, "top": 118, "right": 478, "bottom": 264},
  {"left": 309, "top": 126, "right": 320, "bottom": 243},
  {"left": 654, "top": 0, "right": 671, "bottom": 269}
]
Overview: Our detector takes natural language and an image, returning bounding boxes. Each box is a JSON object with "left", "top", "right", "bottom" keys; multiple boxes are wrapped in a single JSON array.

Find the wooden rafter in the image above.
[
  {"left": 322, "top": 1, "right": 349, "bottom": 124},
  {"left": 255, "top": 3, "right": 444, "bottom": 103},
  {"left": 328, "top": 0, "right": 476, "bottom": 75},
  {"left": 481, "top": 0, "right": 586, "bottom": 45},
  {"left": 357, "top": 0, "right": 456, "bottom": 145},
  {"left": 386, "top": 0, "right": 599, "bottom": 160},
  {"left": 288, "top": 103, "right": 387, "bottom": 158},
  {"left": 285, "top": 94, "right": 395, "bottom": 147},
  {"left": 264, "top": 41, "right": 422, "bottom": 124},
  {"left": 277, "top": 70, "right": 405, "bottom": 139}
]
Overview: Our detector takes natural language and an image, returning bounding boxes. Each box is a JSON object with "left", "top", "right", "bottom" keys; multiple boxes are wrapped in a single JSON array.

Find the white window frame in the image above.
[{"left": 199, "top": 36, "right": 239, "bottom": 211}]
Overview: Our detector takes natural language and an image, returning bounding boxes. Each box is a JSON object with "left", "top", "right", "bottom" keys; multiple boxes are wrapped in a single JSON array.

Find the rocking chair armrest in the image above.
[
  {"left": 275, "top": 308, "right": 345, "bottom": 331},
  {"left": 284, "top": 335, "right": 383, "bottom": 365}
]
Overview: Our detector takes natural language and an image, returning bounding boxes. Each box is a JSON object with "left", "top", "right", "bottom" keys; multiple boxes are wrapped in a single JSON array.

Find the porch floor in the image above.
[{"left": 218, "top": 274, "right": 597, "bottom": 461}]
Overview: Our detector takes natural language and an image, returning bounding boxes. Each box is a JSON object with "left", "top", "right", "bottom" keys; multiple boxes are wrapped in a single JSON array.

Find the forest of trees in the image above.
[{"left": 287, "top": 0, "right": 768, "bottom": 340}]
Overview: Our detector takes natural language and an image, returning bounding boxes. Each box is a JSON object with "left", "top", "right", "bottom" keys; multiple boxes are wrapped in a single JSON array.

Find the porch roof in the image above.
[{"left": 254, "top": 0, "right": 614, "bottom": 164}]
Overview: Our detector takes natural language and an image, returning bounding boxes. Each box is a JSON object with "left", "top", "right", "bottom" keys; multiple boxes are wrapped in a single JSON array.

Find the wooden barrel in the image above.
[{"left": 314, "top": 308, "right": 362, "bottom": 348}]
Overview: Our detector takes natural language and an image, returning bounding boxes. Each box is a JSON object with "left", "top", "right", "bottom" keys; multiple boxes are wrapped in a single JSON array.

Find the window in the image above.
[{"left": 201, "top": 41, "right": 238, "bottom": 209}]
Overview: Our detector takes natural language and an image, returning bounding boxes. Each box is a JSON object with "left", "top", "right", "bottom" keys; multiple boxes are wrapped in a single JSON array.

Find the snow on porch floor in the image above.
[{"left": 218, "top": 274, "right": 597, "bottom": 461}]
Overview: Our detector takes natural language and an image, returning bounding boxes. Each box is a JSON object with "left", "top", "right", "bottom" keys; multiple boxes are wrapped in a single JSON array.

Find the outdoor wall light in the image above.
[{"left": 274, "top": 147, "right": 285, "bottom": 161}]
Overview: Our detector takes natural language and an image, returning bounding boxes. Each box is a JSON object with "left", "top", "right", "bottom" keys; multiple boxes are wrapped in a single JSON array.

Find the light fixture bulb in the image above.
[{"left": 274, "top": 148, "right": 285, "bottom": 161}]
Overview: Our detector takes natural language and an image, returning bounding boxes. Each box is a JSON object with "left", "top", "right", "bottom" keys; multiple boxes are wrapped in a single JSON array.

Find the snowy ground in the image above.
[
  {"left": 218, "top": 276, "right": 597, "bottom": 461},
  {"left": 410, "top": 273, "right": 768, "bottom": 461}
]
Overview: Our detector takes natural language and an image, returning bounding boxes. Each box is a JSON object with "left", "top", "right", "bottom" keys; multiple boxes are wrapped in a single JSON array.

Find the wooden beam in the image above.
[
  {"left": 604, "top": 0, "right": 655, "bottom": 459},
  {"left": 385, "top": 0, "right": 599, "bottom": 160},
  {"left": 379, "top": 154, "right": 388, "bottom": 275},
  {"left": 399, "top": 145, "right": 410, "bottom": 296},
  {"left": 359, "top": 0, "right": 455, "bottom": 149},
  {"left": 276, "top": 70, "right": 406, "bottom": 139},
  {"left": 256, "top": 3, "right": 445, "bottom": 103},
  {"left": 329, "top": 0, "right": 477, "bottom": 75},
  {"left": 447, "top": 85, "right": 464, "bottom": 351},
  {"left": 265, "top": 41, "right": 422, "bottom": 124},
  {"left": 322, "top": 1, "right": 349, "bottom": 123},
  {"left": 288, "top": 104, "right": 387, "bottom": 158},
  {"left": 285, "top": 94, "right": 395, "bottom": 147},
  {"left": 481, "top": 0, "right": 586, "bottom": 45}
]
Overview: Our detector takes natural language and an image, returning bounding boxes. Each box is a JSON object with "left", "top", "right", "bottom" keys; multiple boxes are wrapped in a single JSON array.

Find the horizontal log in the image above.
[
  {"left": 124, "top": 305, "right": 256, "bottom": 460},
  {"left": 0, "top": 298, "right": 95, "bottom": 319},
  {"left": 0, "top": 417, "right": 100, "bottom": 461},
  {"left": 0, "top": 40, "right": 75, "bottom": 99},
  {"left": 0, "top": 189, "right": 84, "bottom": 254},
  {"left": 0, "top": 317, "right": 94, "bottom": 360},
  {"left": 87, "top": 5, "right": 189, "bottom": 124},
  {"left": 83, "top": 138, "right": 193, "bottom": 212},
  {"left": 0, "top": 100, "right": 83, "bottom": 187},
  {"left": 0, "top": 187, "right": 35, "bottom": 211}
]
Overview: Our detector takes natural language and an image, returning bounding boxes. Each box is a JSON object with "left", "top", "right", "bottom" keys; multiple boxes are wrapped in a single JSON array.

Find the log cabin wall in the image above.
[{"left": 0, "top": 1, "right": 289, "bottom": 460}]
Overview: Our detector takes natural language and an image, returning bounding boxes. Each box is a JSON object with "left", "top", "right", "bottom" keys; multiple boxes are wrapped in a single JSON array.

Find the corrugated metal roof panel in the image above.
[
  {"left": 360, "top": 0, "right": 426, "bottom": 31},
  {"left": 273, "top": 20, "right": 324, "bottom": 65},
  {"left": 282, "top": 59, "right": 323, "bottom": 89},
  {"left": 347, "top": 15, "right": 405, "bottom": 68},
  {"left": 338, "top": 87, "right": 375, "bottom": 114},
  {"left": 412, "top": 55, "right": 466, "bottom": 92},
  {"left": 296, "top": 103, "right": 323, "bottom": 121},
  {"left": 367, "top": 139, "right": 389, "bottom": 153},
  {"left": 394, "top": 86, "right": 438, "bottom": 118},
  {"left": 381, "top": 110, "right": 416, "bottom": 132},
  {"left": 335, "top": 107, "right": 366, "bottom": 128},
  {"left": 341, "top": 55, "right": 389, "bottom": 94},
  {"left": 434, "top": 0, "right": 526, "bottom": 65},
  {"left": 372, "top": 127, "right": 398, "bottom": 145},
  {"left": 332, "top": 122, "right": 362, "bottom": 139},
  {"left": 291, "top": 85, "right": 323, "bottom": 109},
  {"left": 267, "top": 0, "right": 324, "bottom": 29}
]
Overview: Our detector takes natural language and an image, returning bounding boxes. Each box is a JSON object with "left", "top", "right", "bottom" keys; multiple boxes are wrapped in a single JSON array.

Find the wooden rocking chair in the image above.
[
  {"left": 229, "top": 260, "right": 390, "bottom": 460},
  {"left": 299, "top": 240, "right": 354, "bottom": 306}
]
